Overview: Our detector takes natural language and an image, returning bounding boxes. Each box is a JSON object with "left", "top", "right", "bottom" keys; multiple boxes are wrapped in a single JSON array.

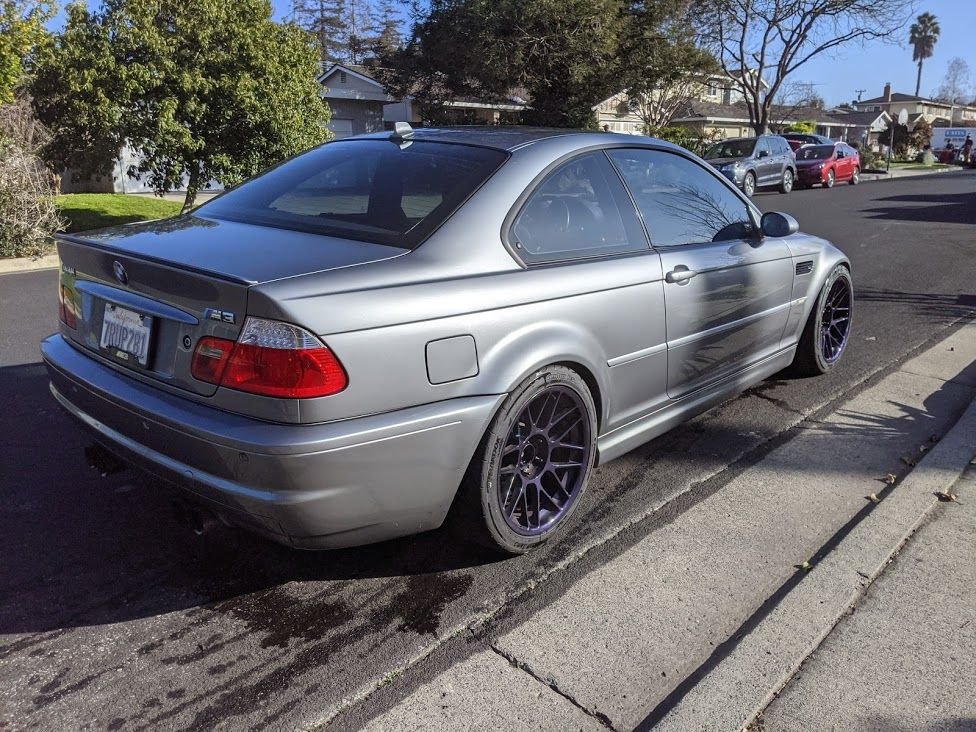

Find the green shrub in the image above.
[{"left": 649, "top": 126, "right": 721, "bottom": 156}]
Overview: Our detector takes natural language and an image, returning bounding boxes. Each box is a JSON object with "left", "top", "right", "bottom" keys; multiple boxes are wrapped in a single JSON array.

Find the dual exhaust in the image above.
[{"left": 84, "top": 443, "right": 221, "bottom": 536}]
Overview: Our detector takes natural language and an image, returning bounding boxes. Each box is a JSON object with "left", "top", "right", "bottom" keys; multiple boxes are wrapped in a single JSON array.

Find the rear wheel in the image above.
[
  {"left": 778, "top": 168, "right": 794, "bottom": 194},
  {"left": 849, "top": 166, "right": 860, "bottom": 185},
  {"left": 453, "top": 366, "right": 597, "bottom": 554},
  {"left": 742, "top": 171, "right": 756, "bottom": 197},
  {"left": 790, "top": 265, "right": 853, "bottom": 376},
  {"left": 824, "top": 169, "right": 835, "bottom": 188}
]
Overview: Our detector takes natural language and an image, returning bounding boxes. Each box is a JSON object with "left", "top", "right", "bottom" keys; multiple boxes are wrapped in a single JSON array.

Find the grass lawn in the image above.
[{"left": 57, "top": 194, "right": 183, "bottom": 234}]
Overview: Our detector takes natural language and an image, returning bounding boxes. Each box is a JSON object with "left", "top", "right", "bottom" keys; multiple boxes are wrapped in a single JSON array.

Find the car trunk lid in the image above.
[{"left": 56, "top": 215, "right": 404, "bottom": 397}]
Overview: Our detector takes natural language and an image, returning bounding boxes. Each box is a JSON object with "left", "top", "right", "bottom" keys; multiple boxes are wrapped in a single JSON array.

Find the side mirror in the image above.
[
  {"left": 758, "top": 150, "right": 769, "bottom": 158},
  {"left": 761, "top": 211, "right": 799, "bottom": 238}
]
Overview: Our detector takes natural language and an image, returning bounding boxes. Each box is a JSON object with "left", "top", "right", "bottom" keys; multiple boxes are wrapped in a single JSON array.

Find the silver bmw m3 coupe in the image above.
[{"left": 43, "top": 126, "right": 853, "bottom": 553}]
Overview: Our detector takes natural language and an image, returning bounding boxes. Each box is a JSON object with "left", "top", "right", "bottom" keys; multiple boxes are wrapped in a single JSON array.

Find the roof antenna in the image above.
[{"left": 390, "top": 121, "right": 414, "bottom": 148}]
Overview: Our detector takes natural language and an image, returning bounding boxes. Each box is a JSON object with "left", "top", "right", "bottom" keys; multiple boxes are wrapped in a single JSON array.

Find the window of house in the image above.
[
  {"left": 340, "top": 71, "right": 347, "bottom": 84},
  {"left": 510, "top": 152, "right": 648, "bottom": 263},
  {"left": 607, "top": 149, "right": 755, "bottom": 248}
]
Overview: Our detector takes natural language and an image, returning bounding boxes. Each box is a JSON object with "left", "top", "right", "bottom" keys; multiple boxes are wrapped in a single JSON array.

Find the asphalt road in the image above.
[{"left": 1, "top": 171, "right": 975, "bottom": 730}]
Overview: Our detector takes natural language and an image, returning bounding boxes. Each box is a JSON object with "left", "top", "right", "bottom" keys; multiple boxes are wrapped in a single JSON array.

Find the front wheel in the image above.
[
  {"left": 778, "top": 168, "right": 794, "bottom": 194},
  {"left": 849, "top": 166, "right": 860, "bottom": 185},
  {"left": 453, "top": 365, "right": 597, "bottom": 554},
  {"left": 742, "top": 171, "right": 756, "bottom": 197},
  {"left": 789, "top": 265, "right": 853, "bottom": 376},
  {"left": 824, "top": 169, "right": 835, "bottom": 188}
]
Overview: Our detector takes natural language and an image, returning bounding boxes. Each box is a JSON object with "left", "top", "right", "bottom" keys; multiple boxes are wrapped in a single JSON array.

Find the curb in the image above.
[
  {"left": 0, "top": 252, "right": 59, "bottom": 275},
  {"left": 860, "top": 166, "right": 971, "bottom": 182},
  {"left": 656, "top": 390, "right": 976, "bottom": 731}
]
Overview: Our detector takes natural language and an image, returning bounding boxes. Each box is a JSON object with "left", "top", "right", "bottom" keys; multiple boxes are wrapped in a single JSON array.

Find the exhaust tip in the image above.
[{"left": 84, "top": 444, "right": 127, "bottom": 477}]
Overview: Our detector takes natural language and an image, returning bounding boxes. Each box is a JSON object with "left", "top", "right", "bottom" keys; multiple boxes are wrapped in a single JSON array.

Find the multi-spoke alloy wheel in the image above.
[
  {"left": 790, "top": 265, "right": 853, "bottom": 376},
  {"left": 497, "top": 386, "right": 591, "bottom": 535},
  {"left": 819, "top": 277, "right": 852, "bottom": 364},
  {"left": 455, "top": 365, "right": 597, "bottom": 554}
]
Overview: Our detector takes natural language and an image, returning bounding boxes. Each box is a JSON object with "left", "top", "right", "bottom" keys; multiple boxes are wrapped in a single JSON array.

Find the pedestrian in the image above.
[{"left": 963, "top": 135, "right": 973, "bottom": 163}]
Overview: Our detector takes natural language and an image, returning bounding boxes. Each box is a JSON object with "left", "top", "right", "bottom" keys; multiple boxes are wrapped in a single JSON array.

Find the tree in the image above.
[
  {"left": 291, "top": 0, "right": 347, "bottom": 64},
  {"left": 32, "top": 0, "right": 331, "bottom": 211},
  {"left": 909, "top": 12, "right": 940, "bottom": 97},
  {"left": 0, "top": 1, "right": 55, "bottom": 103},
  {"left": 382, "top": 0, "right": 699, "bottom": 129},
  {"left": 935, "top": 57, "right": 972, "bottom": 104},
  {"left": 698, "top": 0, "right": 914, "bottom": 135},
  {"left": 370, "top": 0, "right": 402, "bottom": 57},
  {"left": 621, "top": 2, "right": 719, "bottom": 132}
]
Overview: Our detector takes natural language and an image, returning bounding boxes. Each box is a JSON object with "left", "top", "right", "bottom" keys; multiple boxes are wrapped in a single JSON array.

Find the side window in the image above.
[
  {"left": 756, "top": 138, "right": 770, "bottom": 157},
  {"left": 511, "top": 152, "right": 647, "bottom": 263},
  {"left": 607, "top": 148, "right": 755, "bottom": 247}
]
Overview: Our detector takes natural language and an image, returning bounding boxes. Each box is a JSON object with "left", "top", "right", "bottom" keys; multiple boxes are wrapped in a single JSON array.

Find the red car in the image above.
[{"left": 794, "top": 143, "right": 861, "bottom": 188}]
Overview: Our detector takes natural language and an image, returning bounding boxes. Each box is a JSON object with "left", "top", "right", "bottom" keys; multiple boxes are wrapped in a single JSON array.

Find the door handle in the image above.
[{"left": 666, "top": 267, "right": 698, "bottom": 284}]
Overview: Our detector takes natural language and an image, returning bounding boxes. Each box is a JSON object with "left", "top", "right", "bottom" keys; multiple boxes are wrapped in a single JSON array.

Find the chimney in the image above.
[{"left": 883, "top": 83, "right": 892, "bottom": 102}]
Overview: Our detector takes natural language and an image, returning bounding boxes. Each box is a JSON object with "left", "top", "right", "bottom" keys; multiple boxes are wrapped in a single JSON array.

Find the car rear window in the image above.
[
  {"left": 197, "top": 139, "right": 508, "bottom": 249},
  {"left": 796, "top": 145, "right": 835, "bottom": 160}
]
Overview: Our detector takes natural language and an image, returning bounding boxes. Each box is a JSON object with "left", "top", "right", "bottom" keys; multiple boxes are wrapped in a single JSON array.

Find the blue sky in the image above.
[{"left": 49, "top": 1, "right": 976, "bottom": 107}]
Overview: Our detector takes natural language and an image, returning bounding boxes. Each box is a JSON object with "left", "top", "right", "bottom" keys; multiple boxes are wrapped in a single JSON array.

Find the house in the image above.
[
  {"left": 318, "top": 62, "right": 527, "bottom": 130},
  {"left": 669, "top": 101, "right": 858, "bottom": 141},
  {"left": 592, "top": 70, "right": 768, "bottom": 135},
  {"left": 852, "top": 84, "right": 976, "bottom": 126},
  {"left": 317, "top": 63, "right": 394, "bottom": 138},
  {"left": 823, "top": 108, "right": 893, "bottom": 149}
]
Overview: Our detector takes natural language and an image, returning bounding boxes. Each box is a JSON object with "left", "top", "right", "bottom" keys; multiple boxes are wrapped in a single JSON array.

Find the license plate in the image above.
[{"left": 100, "top": 304, "right": 153, "bottom": 367}]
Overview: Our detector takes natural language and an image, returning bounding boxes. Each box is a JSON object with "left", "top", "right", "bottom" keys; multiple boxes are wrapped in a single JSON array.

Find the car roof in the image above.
[{"left": 354, "top": 126, "right": 655, "bottom": 152}]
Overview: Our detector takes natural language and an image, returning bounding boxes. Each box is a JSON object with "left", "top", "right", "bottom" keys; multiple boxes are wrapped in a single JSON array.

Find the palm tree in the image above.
[{"left": 909, "top": 13, "right": 940, "bottom": 97}]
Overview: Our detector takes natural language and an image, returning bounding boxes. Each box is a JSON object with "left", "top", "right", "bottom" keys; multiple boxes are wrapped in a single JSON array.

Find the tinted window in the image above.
[
  {"left": 608, "top": 149, "right": 754, "bottom": 247},
  {"left": 511, "top": 152, "right": 647, "bottom": 263},
  {"left": 198, "top": 140, "right": 507, "bottom": 249},
  {"left": 756, "top": 138, "right": 771, "bottom": 156},
  {"left": 796, "top": 145, "right": 835, "bottom": 160},
  {"left": 704, "top": 139, "right": 756, "bottom": 159}
]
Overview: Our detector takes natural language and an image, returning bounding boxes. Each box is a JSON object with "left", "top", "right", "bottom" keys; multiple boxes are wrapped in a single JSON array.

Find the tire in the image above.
[
  {"left": 824, "top": 169, "right": 835, "bottom": 188},
  {"left": 778, "top": 168, "right": 794, "bottom": 194},
  {"left": 452, "top": 365, "right": 598, "bottom": 554},
  {"left": 849, "top": 166, "right": 860, "bottom": 185},
  {"left": 789, "top": 265, "right": 853, "bottom": 377},
  {"left": 742, "top": 171, "right": 756, "bottom": 197}
]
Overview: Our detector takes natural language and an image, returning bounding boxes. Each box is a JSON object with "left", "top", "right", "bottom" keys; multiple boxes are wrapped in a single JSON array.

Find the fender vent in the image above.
[{"left": 795, "top": 260, "right": 814, "bottom": 276}]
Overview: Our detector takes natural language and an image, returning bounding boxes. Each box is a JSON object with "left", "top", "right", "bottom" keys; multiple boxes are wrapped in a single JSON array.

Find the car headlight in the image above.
[{"left": 721, "top": 162, "right": 741, "bottom": 172}]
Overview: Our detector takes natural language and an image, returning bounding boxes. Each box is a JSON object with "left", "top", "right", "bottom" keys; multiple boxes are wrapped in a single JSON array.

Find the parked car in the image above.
[
  {"left": 794, "top": 143, "right": 861, "bottom": 188},
  {"left": 43, "top": 126, "right": 852, "bottom": 554},
  {"left": 782, "top": 132, "right": 834, "bottom": 146},
  {"left": 702, "top": 135, "right": 797, "bottom": 196}
]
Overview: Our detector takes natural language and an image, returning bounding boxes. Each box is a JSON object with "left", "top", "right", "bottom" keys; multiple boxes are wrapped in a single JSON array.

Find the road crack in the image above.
[{"left": 489, "top": 642, "right": 616, "bottom": 729}]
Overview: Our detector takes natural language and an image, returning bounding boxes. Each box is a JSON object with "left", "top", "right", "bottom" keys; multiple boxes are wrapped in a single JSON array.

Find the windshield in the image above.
[
  {"left": 796, "top": 145, "right": 835, "bottom": 161},
  {"left": 197, "top": 140, "right": 508, "bottom": 249},
  {"left": 704, "top": 139, "right": 756, "bottom": 160}
]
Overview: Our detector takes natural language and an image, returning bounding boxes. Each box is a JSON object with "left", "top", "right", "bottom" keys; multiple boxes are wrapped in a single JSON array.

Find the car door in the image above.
[
  {"left": 508, "top": 151, "right": 669, "bottom": 429},
  {"left": 606, "top": 148, "right": 794, "bottom": 399},
  {"left": 837, "top": 145, "right": 854, "bottom": 180},
  {"left": 754, "top": 137, "right": 776, "bottom": 185}
]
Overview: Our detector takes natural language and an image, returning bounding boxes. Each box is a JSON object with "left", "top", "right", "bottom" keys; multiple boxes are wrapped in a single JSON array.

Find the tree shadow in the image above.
[{"left": 855, "top": 286, "right": 976, "bottom": 322}]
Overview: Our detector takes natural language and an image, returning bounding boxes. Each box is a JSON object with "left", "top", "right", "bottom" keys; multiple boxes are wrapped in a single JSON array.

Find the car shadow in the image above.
[
  {"left": 0, "top": 361, "right": 507, "bottom": 636},
  {"left": 861, "top": 190, "right": 976, "bottom": 224},
  {"left": 2, "top": 350, "right": 974, "bottom": 636}
]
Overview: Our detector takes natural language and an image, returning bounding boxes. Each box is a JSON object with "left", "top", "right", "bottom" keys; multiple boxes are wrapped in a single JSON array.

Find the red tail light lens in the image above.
[
  {"left": 58, "top": 284, "right": 77, "bottom": 329},
  {"left": 191, "top": 336, "right": 235, "bottom": 384},
  {"left": 190, "top": 318, "right": 347, "bottom": 399}
]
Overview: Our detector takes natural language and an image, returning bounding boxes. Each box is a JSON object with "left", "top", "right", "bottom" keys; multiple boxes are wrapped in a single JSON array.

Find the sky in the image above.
[{"left": 47, "top": 0, "right": 976, "bottom": 108}]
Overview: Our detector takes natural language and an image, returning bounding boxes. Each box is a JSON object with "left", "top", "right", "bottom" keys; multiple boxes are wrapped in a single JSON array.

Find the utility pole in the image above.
[{"left": 855, "top": 89, "right": 866, "bottom": 102}]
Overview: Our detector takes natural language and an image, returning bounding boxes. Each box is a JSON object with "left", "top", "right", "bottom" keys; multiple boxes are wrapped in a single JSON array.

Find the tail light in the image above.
[
  {"left": 58, "top": 284, "right": 77, "bottom": 329},
  {"left": 191, "top": 317, "right": 347, "bottom": 399}
]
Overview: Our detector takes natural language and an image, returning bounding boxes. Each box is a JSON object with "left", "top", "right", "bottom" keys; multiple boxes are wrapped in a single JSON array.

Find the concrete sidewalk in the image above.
[{"left": 346, "top": 322, "right": 976, "bottom": 731}]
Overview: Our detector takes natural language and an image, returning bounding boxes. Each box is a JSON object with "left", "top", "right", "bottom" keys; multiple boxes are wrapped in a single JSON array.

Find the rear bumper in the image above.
[
  {"left": 796, "top": 167, "right": 826, "bottom": 185},
  {"left": 42, "top": 334, "right": 503, "bottom": 549}
]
